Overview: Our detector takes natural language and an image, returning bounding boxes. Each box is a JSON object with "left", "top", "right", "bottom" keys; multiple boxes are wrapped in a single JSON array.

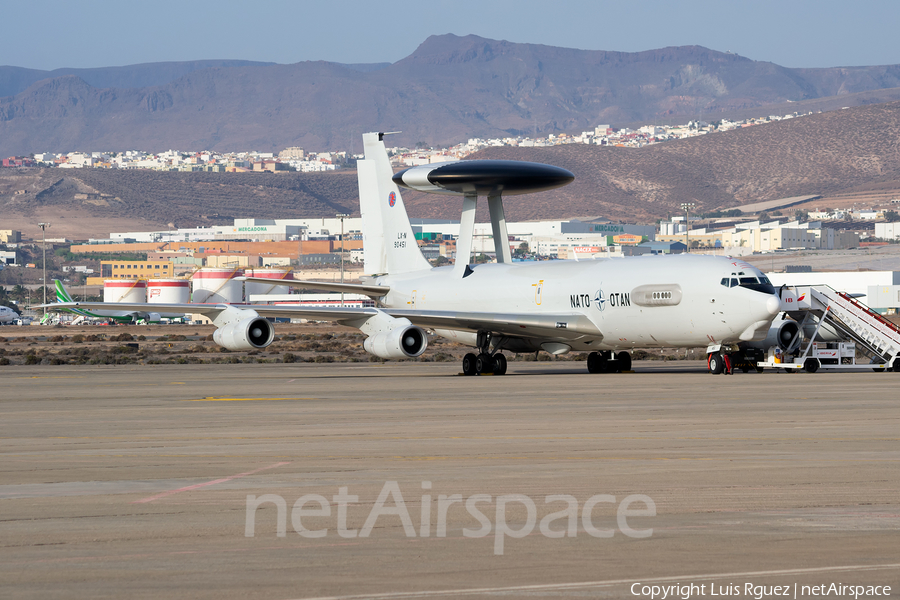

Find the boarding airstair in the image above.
[{"left": 776, "top": 284, "right": 900, "bottom": 372}]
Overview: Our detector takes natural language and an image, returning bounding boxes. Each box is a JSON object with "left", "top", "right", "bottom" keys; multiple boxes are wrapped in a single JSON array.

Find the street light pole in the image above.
[
  {"left": 336, "top": 213, "right": 349, "bottom": 306},
  {"left": 679, "top": 203, "right": 694, "bottom": 253},
  {"left": 38, "top": 222, "right": 50, "bottom": 314}
]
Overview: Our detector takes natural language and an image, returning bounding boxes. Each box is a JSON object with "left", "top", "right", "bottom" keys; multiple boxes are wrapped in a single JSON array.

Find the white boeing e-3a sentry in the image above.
[{"left": 37, "top": 132, "right": 782, "bottom": 375}]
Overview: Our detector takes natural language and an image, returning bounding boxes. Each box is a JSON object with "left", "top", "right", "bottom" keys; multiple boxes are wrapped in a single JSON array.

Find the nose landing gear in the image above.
[{"left": 708, "top": 352, "right": 726, "bottom": 374}]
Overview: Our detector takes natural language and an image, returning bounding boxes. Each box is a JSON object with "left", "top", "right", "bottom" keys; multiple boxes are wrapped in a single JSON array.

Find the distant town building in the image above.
[
  {"left": 299, "top": 254, "right": 341, "bottom": 266},
  {"left": 87, "top": 260, "right": 175, "bottom": 285},
  {"left": 279, "top": 147, "right": 305, "bottom": 160},
  {"left": 1, "top": 156, "right": 35, "bottom": 167},
  {"left": 0, "top": 230, "right": 22, "bottom": 243},
  {"left": 657, "top": 219, "right": 859, "bottom": 253}
]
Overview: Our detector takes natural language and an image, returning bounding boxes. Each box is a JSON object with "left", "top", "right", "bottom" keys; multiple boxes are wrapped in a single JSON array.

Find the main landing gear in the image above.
[
  {"left": 586, "top": 351, "right": 631, "bottom": 374},
  {"left": 462, "top": 331, "right": 508, "bottom": 376}
]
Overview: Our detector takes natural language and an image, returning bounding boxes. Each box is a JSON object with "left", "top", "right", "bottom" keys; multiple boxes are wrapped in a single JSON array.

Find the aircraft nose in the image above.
[{"left": 766, "top": 295, "right": 780, "bottom": 315}]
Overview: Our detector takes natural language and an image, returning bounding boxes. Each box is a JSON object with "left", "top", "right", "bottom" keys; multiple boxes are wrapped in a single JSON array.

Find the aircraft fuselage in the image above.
[{"left": 375, "top": 254, "right": 779, "bottom": 352}]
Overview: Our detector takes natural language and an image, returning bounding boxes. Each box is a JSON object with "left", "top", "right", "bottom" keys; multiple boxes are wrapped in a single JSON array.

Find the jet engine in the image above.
[
  {"left": 363, "top": 322, "right": 427, "bottom": 359},
  {"left": 135, "top": 313, "right": 162, "bottom": 325},
  {"left": 213, "top": 316, "right": 275, "bottom": 351},
  {"left": 743, "top": 318, "right": 802, "bottom": 353}
]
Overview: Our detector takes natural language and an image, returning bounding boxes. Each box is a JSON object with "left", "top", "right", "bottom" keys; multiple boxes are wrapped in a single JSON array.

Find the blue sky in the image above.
[{"left": 3, "top": 0, "right": 899, "bottom": 71}]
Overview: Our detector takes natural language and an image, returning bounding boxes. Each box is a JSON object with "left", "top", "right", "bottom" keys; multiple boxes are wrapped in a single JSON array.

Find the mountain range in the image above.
[{"left": 3, "top": 34, "right": 900, "bottom": 156}]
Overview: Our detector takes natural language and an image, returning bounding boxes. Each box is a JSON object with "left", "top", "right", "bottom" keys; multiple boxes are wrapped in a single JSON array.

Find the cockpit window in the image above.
[
  {"left": 729, "top": 272, "right": 775, "bottom": 295},
  {"left": 723, "top": 272, "right": 774, "bottom": 294}
]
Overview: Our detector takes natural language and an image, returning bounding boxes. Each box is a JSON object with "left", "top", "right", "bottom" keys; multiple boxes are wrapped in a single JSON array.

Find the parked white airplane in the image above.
[
  {"left": 51, "top": 279, "right": 184, "bottom": 324},
  {"left": 0, "top": 305, "right": 17, "bottom": 324},
  {"left": 38, "top": 132, "right": 782, "bottom": 375}
]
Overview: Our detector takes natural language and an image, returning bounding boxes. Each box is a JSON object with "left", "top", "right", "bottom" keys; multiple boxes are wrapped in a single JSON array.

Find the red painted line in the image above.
[{"left": 132, "top": 461, "right": 290, "bottom": 504}]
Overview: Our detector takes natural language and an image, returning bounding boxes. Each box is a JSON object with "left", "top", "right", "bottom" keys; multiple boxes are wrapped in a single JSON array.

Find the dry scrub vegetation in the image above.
[{"left": 0, "top": 324, "right": 703, "bottom": 367}]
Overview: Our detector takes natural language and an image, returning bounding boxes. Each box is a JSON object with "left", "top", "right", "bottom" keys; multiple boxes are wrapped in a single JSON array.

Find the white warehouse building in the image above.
[{"left": 875, "top": 222, "right": 900, "bottom": 240}]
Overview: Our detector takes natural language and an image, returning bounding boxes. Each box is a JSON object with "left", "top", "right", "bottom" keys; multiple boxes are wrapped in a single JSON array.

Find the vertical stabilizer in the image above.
[
  {"left": 55, "top": 279, "right": 74, "bottom": 303},
  {"left": 359, "top": 132, "right": 431, "bottom": 275}
]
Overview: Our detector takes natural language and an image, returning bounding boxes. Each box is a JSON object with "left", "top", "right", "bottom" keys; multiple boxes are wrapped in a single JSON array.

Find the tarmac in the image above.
[{"left": 1, "top": 361, "right": 899, "bottom": 599}]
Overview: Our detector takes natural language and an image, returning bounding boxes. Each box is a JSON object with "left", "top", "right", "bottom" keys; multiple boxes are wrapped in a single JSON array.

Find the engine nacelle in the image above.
[
  {"left": 743, "top": 318, "right": 801, "bottom": 352},
  {"left": 213, "top": 317, "right": 275, "bottom": 351},
  {"left": 363, "top": 323, "right": 427, "bottom": 359}
]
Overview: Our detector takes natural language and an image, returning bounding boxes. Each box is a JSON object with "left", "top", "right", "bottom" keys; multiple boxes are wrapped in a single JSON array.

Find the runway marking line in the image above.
[
  {"left": 187, "top": 397, "right": 317, "bottom": 401},
  {"left": 131, "top": 461, "right": 290, "bottom": 504},
  {"left": 16, "top": 376, "right": 86, "bottom": 380},
  {"left": 291, "top": 562, "right": 900, "bottom": 600}
]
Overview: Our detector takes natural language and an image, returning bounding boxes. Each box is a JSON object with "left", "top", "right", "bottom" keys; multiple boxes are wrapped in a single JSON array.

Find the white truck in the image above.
[{"left": 756, "top": 341, "right": 873, "bottom": 373}]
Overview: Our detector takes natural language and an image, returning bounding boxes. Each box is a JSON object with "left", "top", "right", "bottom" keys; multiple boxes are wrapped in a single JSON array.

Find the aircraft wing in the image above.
[
  {"left": 33, "top": 302, "right": 379, "bottom": 322},
  {"left": 35, "top": 301, "right": 211, "bottom": 315},
  {"left": 251, "top": 305, "right": 601, "bottom": 340},
  {"left": 382, "top": 309, "right": 602, "bottom": 341},
  {"left": 237, "top": 277, "right": 390, "bottom": 297},
  {"left": 35, "top": 302, "right": 601, "bottom": 341}
]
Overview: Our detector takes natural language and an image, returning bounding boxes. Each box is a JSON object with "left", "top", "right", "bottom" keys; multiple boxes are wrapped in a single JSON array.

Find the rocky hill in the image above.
[
  {"left": 406, "top": 100, "right": 900, "bottom": 222},
  {"left": 0, "top": 60, "right": 277, "bottom": 98},
  {"left": 2, "top": 100, "right": 900, "bottom": 238},
  {"left": 0, "top": 169, "right": 359, "bottom": 239},
  {"left": 3, "top": 34, "right": 900, "bottom": 156}
]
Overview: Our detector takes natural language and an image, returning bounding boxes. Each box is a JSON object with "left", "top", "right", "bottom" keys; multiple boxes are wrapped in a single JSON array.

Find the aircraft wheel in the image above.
[
  {"left": 587, "top": 352, "right": 606, "bottom": 374},
  {"left": 616, "top": 351, "right": 631, "bottom": 373},
  {"left": 708, "top": 353, "right": 724, "bottom": 375},
  {"left": 492, "top": 353, "right": 508, "bottom": 376},
  {"left": 475, "top": 353, "right": 494, "bottom": 374},
  {"left": 462, "top": 353, "right": 477, "bottom": 376},
  {"left": 803, "top": 357, "right": 820, "bottom": 373}
]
